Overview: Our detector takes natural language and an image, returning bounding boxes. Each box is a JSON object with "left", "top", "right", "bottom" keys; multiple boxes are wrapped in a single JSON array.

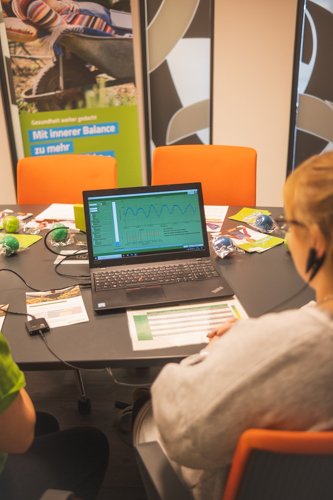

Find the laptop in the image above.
[{"left": 83, "top": 183, "right": 233, "bottom": 311}]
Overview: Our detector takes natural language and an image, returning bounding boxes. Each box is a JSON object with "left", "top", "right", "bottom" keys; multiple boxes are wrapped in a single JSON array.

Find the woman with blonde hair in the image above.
[{"left": 133, "top": 151, "right": 333, "bottom": 500}]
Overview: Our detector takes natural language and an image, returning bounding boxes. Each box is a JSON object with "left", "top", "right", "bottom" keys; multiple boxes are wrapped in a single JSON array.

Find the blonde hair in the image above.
[{"left": 283, "top": 152, "right": 333, "bottom": 267}]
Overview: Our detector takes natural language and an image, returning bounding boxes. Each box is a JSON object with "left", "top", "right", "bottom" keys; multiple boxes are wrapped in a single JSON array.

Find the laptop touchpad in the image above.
[{"left": 125, "top": 286, "right": 165, "bottom": 304}]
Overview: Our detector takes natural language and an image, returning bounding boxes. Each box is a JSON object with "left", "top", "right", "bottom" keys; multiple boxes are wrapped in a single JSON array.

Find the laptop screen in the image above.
[{"left": 83, "top": 183, "right": 209, "bottom": 267}]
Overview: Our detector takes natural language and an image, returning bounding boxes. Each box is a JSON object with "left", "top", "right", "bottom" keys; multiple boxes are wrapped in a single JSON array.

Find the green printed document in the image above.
[{"left": 127, "top": 297, "right": 248, "bottom": 351}]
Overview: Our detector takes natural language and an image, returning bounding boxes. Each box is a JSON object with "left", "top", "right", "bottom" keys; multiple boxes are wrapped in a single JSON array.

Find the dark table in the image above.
[{"left": 0, "top": 205, "right": 315, "bottom": 371}]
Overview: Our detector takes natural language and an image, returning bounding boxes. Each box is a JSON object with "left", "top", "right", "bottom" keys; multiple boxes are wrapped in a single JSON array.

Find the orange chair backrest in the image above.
[
  {"left": 222, "top": 428, "right": 333, "bottom": 500},
  {"left": 151, "top": 145, "right": 257, "bottom": 206},
  {"left": 17, "top": 154, "right": 117, "bottom": 204}
]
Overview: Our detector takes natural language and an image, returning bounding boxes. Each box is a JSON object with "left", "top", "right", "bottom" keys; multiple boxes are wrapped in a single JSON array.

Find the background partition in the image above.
[
  {"left": 140, "top": 0, "right": 214, "bottom": 183},
  {"left": 289, "top": 0, "right": 333, "bottom": 171},
  {"left": 0, "top": 0, "right": 301, "bottom": 205}
]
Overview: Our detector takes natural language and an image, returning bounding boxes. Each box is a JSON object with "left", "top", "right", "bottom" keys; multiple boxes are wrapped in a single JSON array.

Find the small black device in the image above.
[
  {"left": 306, "top": 248, "right": 326, "bottom": 281},
  {"left": 25, "top": 318, "right": 50, "bottom": 336}
]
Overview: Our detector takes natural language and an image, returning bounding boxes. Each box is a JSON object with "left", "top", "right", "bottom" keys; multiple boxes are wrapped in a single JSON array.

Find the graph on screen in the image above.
[
  {"left": 88, "top": 189, "right": 205, "bottom": 258},
  {"left": 113, "top": 192, "right": 202, "bottom": 251}
]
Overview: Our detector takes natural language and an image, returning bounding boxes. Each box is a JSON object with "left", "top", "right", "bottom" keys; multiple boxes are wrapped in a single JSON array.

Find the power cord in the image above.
[
  {"left": 0, "top": 305, "right": 106, "bottom": 372},
  {"left": 54, "top": 250, "right": 91, "bottom": 281},
  {"left": 38, "top": 331, "right": 105, "bottom": 372},
  {"left": 264, "top": 282, "right": 311, "bottom": 314},
  {"left": 0, "top": 268, "right": 43, "bottom": 292},
  {"left": 43, "top": 227, "right": 85, "bottom": 255},
  {"left": 0, "top": 305, "right": 34, "bottom": 321},
  {"left": 0, "top": 268, "right": 90, "bottom": 292},
  {"left": 1, "top": 229, "right": 107, "bottom": 372},
  {"left": 0, "top": 305, "right": 144, "bottom": 381},
  {"left": 44, "top": 227, "right": 91, "bottom": 282}
]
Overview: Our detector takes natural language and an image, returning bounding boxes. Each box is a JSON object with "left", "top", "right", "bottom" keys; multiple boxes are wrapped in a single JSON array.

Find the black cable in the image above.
[
  {"left": 0, "top": 268, "right": 89, "bottom": 293},
  {"left": 1, "top": 229, "right": 91, "bottom": 288},
  {"left": 54, "top": 250, "right": 91, "bottom": 280},
  {"left": 1, "top": 301, "right": 105, "bottom": 373},
  {"left": 263, "top": 245, "right": 320, "bottom": 314},
  {"left": 0, "top": 305, "right": 104, "bottom": 372},
  {"left": 264, "top": 281, "right": 311, "bottom": 314},
  {"left": 1, "top": 229, "right": 99, "bottom": 370},
  {"left": 38, "top": 332, "right": 105, "bottom": 372},
  {"left": 0, "top": 306, "right": 35, "bottom": 321},
  {"left": 43, "top": 227, "right": 86, "bottom": 255},
  {"left": 43, "top": 227, "right": 91, "bottom": 281},
  {"left": 0, "top": 268, "right": 44, "bottom": 292}
]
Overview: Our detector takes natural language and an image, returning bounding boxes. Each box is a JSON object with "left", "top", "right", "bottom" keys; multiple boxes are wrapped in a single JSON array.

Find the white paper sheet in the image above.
[
  {"left": 204, "top": 205, "right": 228, "bottom": 232},
  {"left": 0, "top": 305, "right": 8, "bottom": 330},
  {"left": 25, "top": 220, "right": 77, "bottom": 231},
  {"left": 0, "top": 209, "right": 32, "bottom": 221},
  {"left": 26, "top": 286, "right": 88, "bottom": 328},
  {"left": 127, "top": 297, "right": 248, "bottom": 350},
  {"left": 35, "top": 204, "right": 75, "bottom": 222},
  {"left": 54, "top": 250, "right": 89, "bottom": 265}
]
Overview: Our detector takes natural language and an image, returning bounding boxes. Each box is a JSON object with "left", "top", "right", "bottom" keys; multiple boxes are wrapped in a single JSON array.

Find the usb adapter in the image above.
[{"left": 25, "top": 318, "right": 50, "bottom": 336}]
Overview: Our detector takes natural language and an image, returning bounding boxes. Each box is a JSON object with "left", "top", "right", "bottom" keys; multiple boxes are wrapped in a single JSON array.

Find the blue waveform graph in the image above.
[{"left": 124, "top": 203, "right": 197, "bottom": 219}]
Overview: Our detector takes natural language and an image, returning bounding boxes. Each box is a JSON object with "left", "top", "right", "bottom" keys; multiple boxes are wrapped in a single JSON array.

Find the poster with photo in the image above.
[{"left": 1, "top": 0, "right": 142, "bottom": 187}]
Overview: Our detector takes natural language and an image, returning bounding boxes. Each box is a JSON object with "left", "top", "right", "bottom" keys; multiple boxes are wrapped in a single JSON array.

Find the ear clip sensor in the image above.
[{"left": 306, "top": 248, "right": 326, "bottom": 281}]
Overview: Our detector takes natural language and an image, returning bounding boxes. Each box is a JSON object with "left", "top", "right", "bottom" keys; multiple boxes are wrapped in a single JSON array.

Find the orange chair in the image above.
[
  {"left": 223, "top": 428, "right": 333, "bottom": 500},
  {"left": 17, "top": 154, "right": 117, "bottom": 204},
  {"left": 134, "top": 428, "right": 333, "bottom": 500},
  {"left": 151, "top": 145, "right": 257, "bottom": 206}
]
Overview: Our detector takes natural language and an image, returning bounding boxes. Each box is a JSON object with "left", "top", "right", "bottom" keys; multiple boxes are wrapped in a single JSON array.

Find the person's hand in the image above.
[{"left": 206, "top": 317, "right": 238, "bottom": 344}]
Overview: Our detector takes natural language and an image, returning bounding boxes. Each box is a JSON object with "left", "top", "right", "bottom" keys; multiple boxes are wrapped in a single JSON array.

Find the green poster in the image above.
[
  {"left": 3, "top": 2, "right": 142, "bottom": 187},
  {"left": 19, "top": 105, "right": 142, "bottom": 187}
]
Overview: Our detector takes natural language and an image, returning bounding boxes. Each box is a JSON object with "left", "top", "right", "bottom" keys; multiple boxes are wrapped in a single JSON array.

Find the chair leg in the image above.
[
  {"left": 73, "top": 369, "right": 91, "bottom": 414},
  {"left": 134, "top": 442, "right": 193, "bottom": 500}
]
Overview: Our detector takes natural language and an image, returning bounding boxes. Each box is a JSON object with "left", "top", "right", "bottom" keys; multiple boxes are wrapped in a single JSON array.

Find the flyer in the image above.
[
  {"left": 219, "top": 225, "right": 284, "bottom": 253},
  {"left": 0, "top": 305, "right": 8, "bottom": 330},
  {"left": 26, "top": 285, "right": 88, "bottom": 328}
]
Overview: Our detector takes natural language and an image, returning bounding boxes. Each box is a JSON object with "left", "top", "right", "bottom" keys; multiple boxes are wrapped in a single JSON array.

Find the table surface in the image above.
[{"left": 0, "top": 205, "right": 315, "bottom": 371}]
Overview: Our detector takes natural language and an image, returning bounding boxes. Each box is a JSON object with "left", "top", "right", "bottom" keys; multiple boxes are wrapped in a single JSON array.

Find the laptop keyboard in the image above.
[{"left": 94, "top": 261, "right": 219, "bottom": 291}]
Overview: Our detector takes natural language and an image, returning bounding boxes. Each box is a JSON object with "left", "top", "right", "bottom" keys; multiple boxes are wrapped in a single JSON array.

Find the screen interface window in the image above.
[{"left": 87, "top": 189, "right": 205, "bottom": 261}]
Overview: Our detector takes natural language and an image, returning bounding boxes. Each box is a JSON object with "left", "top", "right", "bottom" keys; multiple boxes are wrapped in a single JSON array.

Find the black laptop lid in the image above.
[{"left": 83, "top": 183, "right": 210, "bottom": 269}]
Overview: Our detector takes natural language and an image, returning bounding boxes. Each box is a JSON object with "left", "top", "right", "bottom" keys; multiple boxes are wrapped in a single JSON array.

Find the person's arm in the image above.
[
  {"left": 0, "top": 331, "right": 36, "bottom": 454},
  {"left": 12, "top": 0, "right": 67, "bottom": 28},
  {"left": 151, "top": 313, "right": 292, "bottom": 470},
  {"left": 206, "top": 317, "right": 238, "bottom": 342},
  {"left": 0, "top": 388, "right": 36, "bottom": 453},
  {"left": 150, "top": 327, "right": 248, "bottom": 470}
]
